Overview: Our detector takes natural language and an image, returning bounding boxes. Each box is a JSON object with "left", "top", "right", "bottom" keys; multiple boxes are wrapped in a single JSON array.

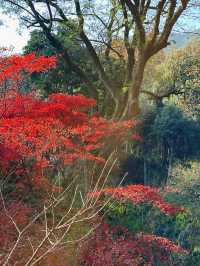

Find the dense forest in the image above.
[{"left": 0, "top": 1, "right": 199, "bottom": 265}]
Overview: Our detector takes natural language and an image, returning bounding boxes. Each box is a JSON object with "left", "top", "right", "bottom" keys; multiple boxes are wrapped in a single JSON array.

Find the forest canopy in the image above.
[{"left": 0, "top": 1, "right": 200, "bottom": 265}]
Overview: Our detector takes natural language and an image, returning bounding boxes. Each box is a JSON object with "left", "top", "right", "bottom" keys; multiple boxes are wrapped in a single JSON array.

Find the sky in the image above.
[
  {"left": 0, "top": 6, "right": 200, "bottom": 54},
  {"left": 0, "top": 12, "right": 30, "bottom": 53}
]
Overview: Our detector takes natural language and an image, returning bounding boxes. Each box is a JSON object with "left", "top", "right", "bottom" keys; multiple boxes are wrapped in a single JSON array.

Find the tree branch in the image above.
[
  {"left": 74, "top": 0, "right": 118, "bottom": 104},
  {"left": 124, "top": 0, "right": 146, "bottom": 48}
]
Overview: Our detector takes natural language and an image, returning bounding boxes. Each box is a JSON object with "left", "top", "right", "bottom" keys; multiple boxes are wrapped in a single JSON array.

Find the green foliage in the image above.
[
  {"left": 167, "top": 162, "right": 200, "bottom": 219},
  {"left": 152, "top": 211, "right": 188, "bottom": 241},
  {"left": 104, "top": 201, "right": 153, "bottom": 233},
  {"left": 23, "top": 29, "right": 96, "bottom": 97},
  {"left": 103, "top": 198, "right": 189, "bottom": 238},
  {"left": 182, "top": 251, "right": 200, "bottom": 266},
  {"left": 151, "top": 105, "right": 200, "bottom": 159},
  {"left": 23, "top": 29, "right": 126, "bottom": 115},
  {"left": 122, "top": 104, "right": 200, "bottom": 186},
  {"left": 143, "top": 39, "right": 200, "bottom": 119}
]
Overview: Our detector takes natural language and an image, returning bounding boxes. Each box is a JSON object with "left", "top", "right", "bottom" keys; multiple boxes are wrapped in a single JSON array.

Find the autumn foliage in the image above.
[
  {"left": 0, "top": 50, "right": 186, "bottom": 265},
  {"left": 0, "top": 91, "right": 133, "bottom": 192},
  {"left": 0, "top": 51, "right": 133, "bottom": 194},
  {"left": 0, "top": 51, "right": 133, "bottom": 260},
  {"left": 0, "top": 49, "right": 56, "bottom": 87},
  {"left": 88, "top": 184, "right": 184, "bottom": 215},
  {"left": 79, "top": 223, "right": 186, "bottom": 266}
]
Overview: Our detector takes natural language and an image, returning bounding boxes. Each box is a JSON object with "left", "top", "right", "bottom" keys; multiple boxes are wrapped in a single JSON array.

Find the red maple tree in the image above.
[
  {"left": 0, "top": 50, "right": 186, "bottom": 265},
  {"left": 0, "top": 51, "right": 133, "bottom": 194},
  {"left": 0, "top": 91, "right": 133, "bottom": 192},
  {"left": 88, "top": 184, "right": 184, "bottom": 215},
  {"left": 79, "top": 223, "right": 187, "bottom": 266},
  {"left": 0, "top": 51, "right": 133, "bottom": 259}
]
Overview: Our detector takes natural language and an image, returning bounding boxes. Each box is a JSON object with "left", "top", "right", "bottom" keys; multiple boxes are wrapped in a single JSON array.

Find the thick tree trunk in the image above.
[{"left": 121, "top": 55, "right": 147, "bottom": 119}]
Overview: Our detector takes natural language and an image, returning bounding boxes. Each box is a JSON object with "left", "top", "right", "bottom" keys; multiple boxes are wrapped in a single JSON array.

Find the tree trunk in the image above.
[{"left": 121, "top": 55, "right": 147, "bottom": 119}]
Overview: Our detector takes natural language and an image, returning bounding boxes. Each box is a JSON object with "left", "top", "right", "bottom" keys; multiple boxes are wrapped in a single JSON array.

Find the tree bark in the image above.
[{"left": 121, "top": 54, "right": 147, "bottom": 119}]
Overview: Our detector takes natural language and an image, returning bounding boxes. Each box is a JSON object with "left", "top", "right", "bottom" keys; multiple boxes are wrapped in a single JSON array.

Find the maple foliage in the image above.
[
  {"left": 88, "top": 184, "right": 184, "bottom": 215},
  {"left": 0, "top": 91, "right": 133, "bottom": 192},
  {"left": 0, "top": 50, "right": 56, "bottom": 87},
  {"left": 0, "top": 50, "right": 187, "bottom": 266},
  {"left": 79, "top": 223, "right": 187, "bottom": 266},
  {"left": 0, "top": 51, "right": 133, "bottom": 193},
  {"left": 0, "top": 51, "right": 134, "bottom": 261}
]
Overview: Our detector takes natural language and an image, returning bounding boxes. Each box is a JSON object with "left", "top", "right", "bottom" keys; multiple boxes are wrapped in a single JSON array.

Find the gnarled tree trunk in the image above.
[{"left": 120, "top": 54, "right": 147, "bottom": 119}]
